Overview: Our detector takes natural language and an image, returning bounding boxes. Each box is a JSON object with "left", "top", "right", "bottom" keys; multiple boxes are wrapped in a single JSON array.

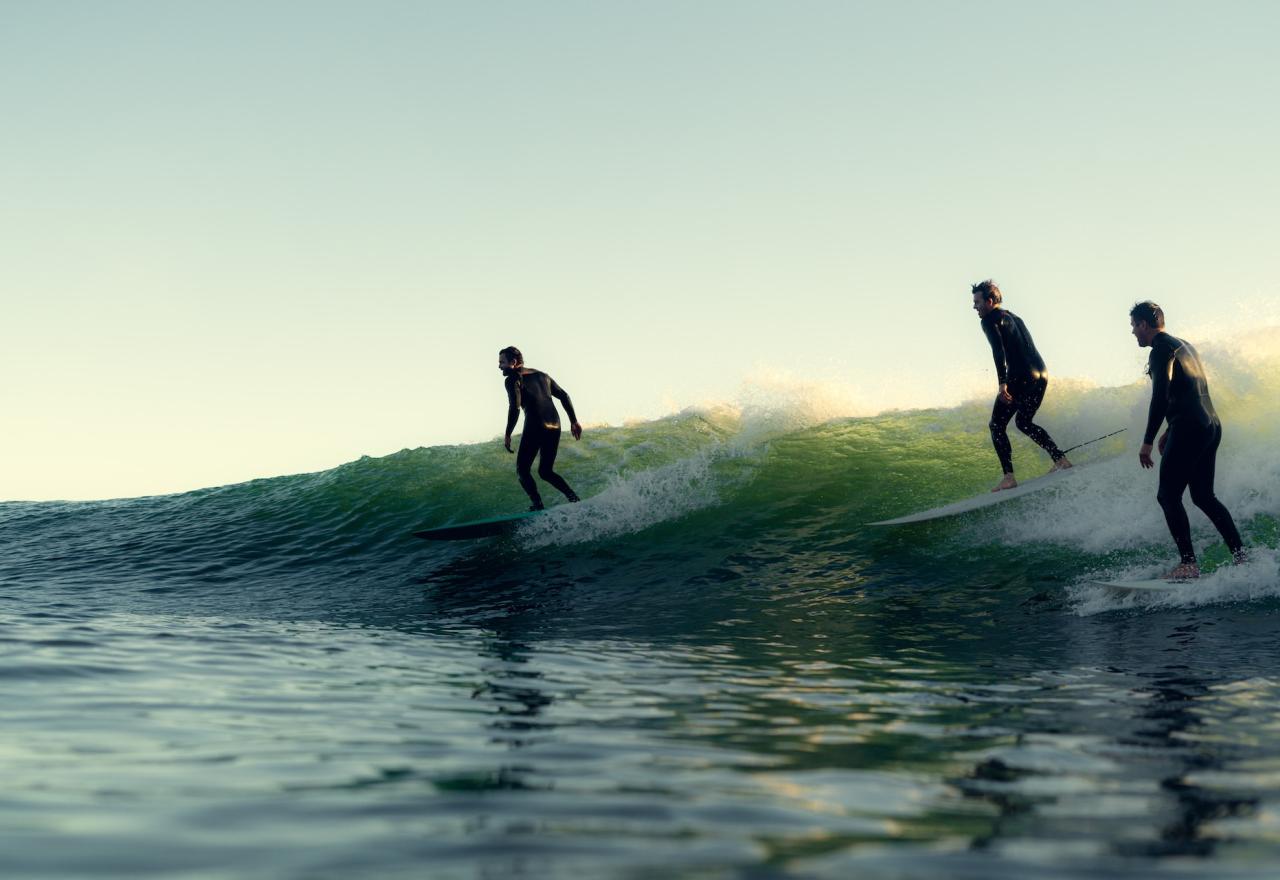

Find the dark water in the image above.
[{"left": 2, "top": 367, "right": 1278, "bottom": 878}]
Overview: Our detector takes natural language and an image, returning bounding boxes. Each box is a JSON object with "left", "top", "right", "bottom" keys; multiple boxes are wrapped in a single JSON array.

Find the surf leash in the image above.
[{"left": 1061, "top": 428, "right": 1126, "bottom": 456}]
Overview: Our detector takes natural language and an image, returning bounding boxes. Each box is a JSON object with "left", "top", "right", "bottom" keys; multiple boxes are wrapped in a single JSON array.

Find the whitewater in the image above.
[{"left": 2, "top": 331, "right": 1278, "bottom": 879}]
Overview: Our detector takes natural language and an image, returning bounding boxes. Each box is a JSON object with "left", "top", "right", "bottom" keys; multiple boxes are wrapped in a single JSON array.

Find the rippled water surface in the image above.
[{"left": 4, "top": 577, "right": 1280, "bottom": 879}]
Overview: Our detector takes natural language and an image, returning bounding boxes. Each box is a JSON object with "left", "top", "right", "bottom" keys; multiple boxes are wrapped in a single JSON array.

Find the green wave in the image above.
[{"left": 2, "top": 338, "right": 1277, "bottom": 614}]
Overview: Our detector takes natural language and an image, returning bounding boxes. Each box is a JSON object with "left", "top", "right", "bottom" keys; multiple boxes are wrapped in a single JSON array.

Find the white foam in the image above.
[
  {"left": 514, "top": 442, "right": 737, "bottom": 548},
  {"left": 1068, "top": 549, "right": 1280, "bottom": 615}
]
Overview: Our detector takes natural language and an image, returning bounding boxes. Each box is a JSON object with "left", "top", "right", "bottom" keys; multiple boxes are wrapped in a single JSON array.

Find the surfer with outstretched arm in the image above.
[
  {"left": 1130, "top": 302, "right": 1246, "bottom": 579},
  {"left": 498, "top": 346, "right": 582, "bottom": 511},
  {"left": 971, "top": 280, "right": 1072, "bottom": 492}
]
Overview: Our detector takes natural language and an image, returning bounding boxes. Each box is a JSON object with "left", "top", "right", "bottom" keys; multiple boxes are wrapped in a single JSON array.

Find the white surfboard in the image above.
[
  {"left": 868, "top": 467, "right": 1079, "bottom": 526},
  {"left": 1087, "top": 578, "right": 1191, "bottom": 594}
]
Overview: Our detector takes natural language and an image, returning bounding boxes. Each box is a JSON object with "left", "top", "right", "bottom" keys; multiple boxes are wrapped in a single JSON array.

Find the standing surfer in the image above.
[
  {"left": 1130, "top": 302, "right": 1245, "bottom": 579},
  {"left": 971, "top": 280, "right": 1072, "bottom": 491},
  {"left": 498, "top": 346, "right": 582, "bottom": 511}
]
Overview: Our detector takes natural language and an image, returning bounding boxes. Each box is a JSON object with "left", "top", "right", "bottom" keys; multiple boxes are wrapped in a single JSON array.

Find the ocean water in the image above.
[{"left": 2, "top": 337, "right": 1278, "bottom": 878}]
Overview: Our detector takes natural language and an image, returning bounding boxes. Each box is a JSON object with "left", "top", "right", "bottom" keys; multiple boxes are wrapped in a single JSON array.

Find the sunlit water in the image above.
[{"left": 5, "top": 581, "right": 1279, "bottom": 879}]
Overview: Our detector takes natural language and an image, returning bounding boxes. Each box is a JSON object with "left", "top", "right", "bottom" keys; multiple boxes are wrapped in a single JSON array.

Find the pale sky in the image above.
[{"left": 3, "top": 1, "right": 1278, "bottom": 500}]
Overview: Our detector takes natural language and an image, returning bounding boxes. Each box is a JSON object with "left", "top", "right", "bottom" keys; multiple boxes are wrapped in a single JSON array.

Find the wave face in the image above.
[{"left": 4, "top": 331, "right": 1277, "bottom": 622}]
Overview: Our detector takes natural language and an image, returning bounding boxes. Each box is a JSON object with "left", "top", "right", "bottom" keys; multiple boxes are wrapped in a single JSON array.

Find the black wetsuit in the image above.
[
  {"left": 505, "top": 369, "right": 579, "bottom": 509},
  {"left": 981, "top": 308, "right": 1066, "bottom": 474},
  {"left": 1143, "top": 332, "right": 1242, "bottom": 564}
]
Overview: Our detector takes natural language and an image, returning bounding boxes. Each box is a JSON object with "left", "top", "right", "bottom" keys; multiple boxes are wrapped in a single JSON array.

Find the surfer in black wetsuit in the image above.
[
  {"left": 1130, "top": 301, "right": 1245, "bottom": 580},
  {"left": 498, "top": 346, "right": 582, "bottom": 511},
  {"left": 971, "top": 280, "right": 1072, "bottom": 492}
]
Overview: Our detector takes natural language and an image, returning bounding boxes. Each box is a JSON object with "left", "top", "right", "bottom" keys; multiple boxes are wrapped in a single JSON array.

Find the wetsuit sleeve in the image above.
[
  {"left": 504, "top": 376, "right": 520, "bottom": 435},
  {"left": 982, "top": 316, "right": 1009, "bottom": 385},
  {"left": 549, "top": 377, "right": 578, "bottom": 423},
  {"left": 1143, "top": 346, "right": 1172, "bottom": 445}
]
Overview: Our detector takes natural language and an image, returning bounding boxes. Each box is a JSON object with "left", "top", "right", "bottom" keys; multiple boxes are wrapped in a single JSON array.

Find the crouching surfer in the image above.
[
  {"left": 971, "top": 280, "right": 1072, "bottom": 491},
  {"left": 498, "top": 346, "right": 582, "bottom": 511},
  {"left": 1130, "top": 302, "right": 1247, "bottom": 579}
]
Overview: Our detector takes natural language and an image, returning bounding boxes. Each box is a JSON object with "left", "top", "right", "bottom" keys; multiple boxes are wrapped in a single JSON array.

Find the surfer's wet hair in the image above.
[
  {"left": 971, "top": 279, "right": 1002, "bottom": 304},
  {"left": 1129, "top": 301, "right": 1165, "bottom": 329},
  {"left": 498, "top": 346, "right": 523, "bottom": 365}
]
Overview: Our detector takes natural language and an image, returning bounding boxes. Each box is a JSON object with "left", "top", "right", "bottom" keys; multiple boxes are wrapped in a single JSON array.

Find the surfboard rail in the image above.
[
  {"left": 868, "top": 466, "right": 1080, "bottom": 526},
  {"left": 413, "top": 510, "right": 541, "bottom": 541},
  {"left": 1086, "top": 578, "right": 1190, "bottom": 593}
]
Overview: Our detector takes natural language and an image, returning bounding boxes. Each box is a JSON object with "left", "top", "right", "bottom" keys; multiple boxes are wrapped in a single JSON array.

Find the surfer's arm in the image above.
[
  {"left": 982, "top": 317, "right": 1009, "bottom": 385},
  {"left": 504, "top": 378, "right": 520, "bottom": 450},
  {"left": 549, "top": 378, "right": 578, "bottom": 424},
  {"left": 1142, "top": 348, "right": 1172, "bottom": 445}
]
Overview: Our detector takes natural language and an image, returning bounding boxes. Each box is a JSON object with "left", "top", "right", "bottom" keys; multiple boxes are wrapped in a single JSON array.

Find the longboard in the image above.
[
  {"left": 413, "top": 510, "right": 541, "bottom": 541},
  {"left": 868, "top": 467, "right": 1078, "bottom": 526},
  {"left": 1087, "top": 578, "right": 1191, "bottom": 594}
]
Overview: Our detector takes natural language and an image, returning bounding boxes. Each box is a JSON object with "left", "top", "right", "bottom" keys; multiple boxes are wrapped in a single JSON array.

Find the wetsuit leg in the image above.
[
  {"left": 1012, "top": 378, "right": 1066, "bottom": 463},
  {"left": 515, "top": 425, "right": 544, "bottom": 508},
  {"left": 535, "top": 427, "right": 579, "bottom": 501},
  {"left": 1157, "top": 426, "right": 1203, "bottom": 564},
  {"left": 989, "top": 396, "right": 1017, "bottom": 474},
  {"left": 1186, "top": 423, "right": 1244, "bottom": 554}
]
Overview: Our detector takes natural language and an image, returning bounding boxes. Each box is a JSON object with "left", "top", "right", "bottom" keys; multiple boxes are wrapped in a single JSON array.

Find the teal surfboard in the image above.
[{"left": 413, "top": 510, "right": 541, "bottom": 541}]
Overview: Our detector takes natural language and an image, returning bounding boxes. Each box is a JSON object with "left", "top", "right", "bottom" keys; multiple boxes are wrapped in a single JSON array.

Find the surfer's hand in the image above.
[
  {"left": 998, "top": 384, "right": 1013, "bottom": 404},
  {"left": 570, "top": 422, "right": 582, "bottom": 440},
  {"left": 1158, "top": 432, "right": 1168, "bottom": 455},
  {"left": 1139, "top": 443, "right": 1154, "bottom": 469},
  {"left": 504, "top": 433, "right": 513, "bottom": 453}
]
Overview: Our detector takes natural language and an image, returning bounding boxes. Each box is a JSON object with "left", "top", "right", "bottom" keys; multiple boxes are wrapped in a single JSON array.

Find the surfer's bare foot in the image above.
[
  {"left": 991, "top": 474, "right": 1018, "bottom": 492},
  {"left": 1050, "top": 457, "right": 1073, "bottom": 472},
  {"left": 1232, "top": 548, "right": 1250, "bottom": 565},
  {"left": 1165, "top": 562, "right": 1200, "bottom": 581}
]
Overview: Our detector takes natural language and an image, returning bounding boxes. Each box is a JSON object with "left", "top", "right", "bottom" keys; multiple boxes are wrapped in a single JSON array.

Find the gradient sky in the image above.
[{"left": 3, "top": 1, "right": 1278, "bottom": 500}]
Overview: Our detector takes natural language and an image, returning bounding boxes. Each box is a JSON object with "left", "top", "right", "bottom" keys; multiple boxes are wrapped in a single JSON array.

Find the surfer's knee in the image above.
[
  {"left": 1188, "top": 485, "right": 1218, "bottom": 508},
  {"left": 537, "top": 463, "right": 557, "bottom": 481}
]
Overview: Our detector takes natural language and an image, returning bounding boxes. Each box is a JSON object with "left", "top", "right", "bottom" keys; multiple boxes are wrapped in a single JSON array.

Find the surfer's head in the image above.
[
  {"left": 971, "top": 280, "right": 1001, "bottom": 317},
  {"left": 498, "top": 346, "right": 524, "bottom": 375},
  {"left": 1129, "top": 301, "right": 1164, "bottom": 347}
]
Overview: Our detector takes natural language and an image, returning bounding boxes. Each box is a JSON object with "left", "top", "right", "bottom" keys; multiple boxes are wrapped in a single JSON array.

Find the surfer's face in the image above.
[
  {"left": 1131, "top": 318, "right": 1155, "bottom": 347},
  {"left": 972, "top": 292, "right": 995, "bottom": 317},
  {"left": 498, "top": 355, "right": 521, "bottom": 375}
]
